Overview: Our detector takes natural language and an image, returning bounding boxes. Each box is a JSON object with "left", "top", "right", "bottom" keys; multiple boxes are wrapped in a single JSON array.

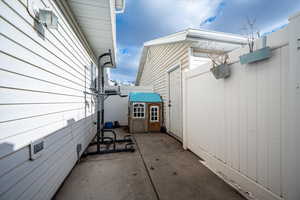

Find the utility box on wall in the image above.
[{"left": 128, "top": 92, "right": 163, "bottom": 133}]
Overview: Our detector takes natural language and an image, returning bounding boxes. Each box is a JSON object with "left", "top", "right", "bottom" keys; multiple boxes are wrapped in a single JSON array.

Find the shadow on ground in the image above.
[{"left": 53, "top": 128, "right": 245, "bottom": 200}]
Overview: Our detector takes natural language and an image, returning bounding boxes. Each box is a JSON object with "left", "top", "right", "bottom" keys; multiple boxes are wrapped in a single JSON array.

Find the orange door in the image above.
[{"left": 148, "top": 103, "right": 160, "bottom": 132}]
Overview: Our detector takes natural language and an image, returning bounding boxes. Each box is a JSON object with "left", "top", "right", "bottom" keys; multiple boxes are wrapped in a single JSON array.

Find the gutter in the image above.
[
  {"left": 186, "top": 36, "right": 248, "bottom": 45},
  {"left": 187, "top": 29, "right": 248, "bottom": 45}
]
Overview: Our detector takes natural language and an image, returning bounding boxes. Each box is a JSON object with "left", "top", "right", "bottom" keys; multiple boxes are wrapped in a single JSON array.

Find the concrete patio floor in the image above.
[{"left": 53, "top": 129, "right": 245, "bottom": 200}]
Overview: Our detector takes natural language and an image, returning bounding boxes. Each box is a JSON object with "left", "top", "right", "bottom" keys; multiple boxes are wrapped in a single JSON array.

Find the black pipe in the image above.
[
  {"left": 85, "top": 49, "right": 135, "bottom": 156},
  {"left": 97, "top": 50, "right": 113, "bottom": 152}
]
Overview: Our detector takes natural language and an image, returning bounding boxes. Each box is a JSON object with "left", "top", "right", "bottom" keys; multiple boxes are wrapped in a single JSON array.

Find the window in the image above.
[
  {"left": 150, "top": 106, "right": 159, "bottom": 122},
  {"left": 133, "top": 103, "right": 145, "bottom": 119}
]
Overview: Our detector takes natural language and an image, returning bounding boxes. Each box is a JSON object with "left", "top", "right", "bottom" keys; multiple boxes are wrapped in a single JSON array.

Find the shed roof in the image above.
[{"left": 129, "top": 92, "right": 162, "bottom": 103}]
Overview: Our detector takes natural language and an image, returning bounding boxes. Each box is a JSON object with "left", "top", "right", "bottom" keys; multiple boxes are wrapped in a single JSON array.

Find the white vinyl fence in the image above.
[{"left": 183, "top": 13, "right": 300, "bottom": 200}]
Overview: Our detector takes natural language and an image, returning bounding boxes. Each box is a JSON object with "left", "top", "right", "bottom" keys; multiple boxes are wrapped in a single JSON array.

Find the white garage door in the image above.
[{"left": 168, "top": 66, "right": 182, "bottom": 140}]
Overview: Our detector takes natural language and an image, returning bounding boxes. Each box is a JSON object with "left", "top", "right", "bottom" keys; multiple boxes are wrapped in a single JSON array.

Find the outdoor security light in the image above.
[{"left": 39, "top": 9, "right": 58, "bottom": 29}]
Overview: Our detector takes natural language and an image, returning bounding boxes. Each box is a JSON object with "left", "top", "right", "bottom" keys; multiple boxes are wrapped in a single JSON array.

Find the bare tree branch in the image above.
[{"left": 242, "top": 17, "right": 260, "bottom": 53}]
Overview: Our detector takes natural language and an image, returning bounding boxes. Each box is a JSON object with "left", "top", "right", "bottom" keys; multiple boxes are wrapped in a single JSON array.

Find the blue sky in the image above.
[{"left": 110, "top": 0, "right": 300, "bottom": 83}]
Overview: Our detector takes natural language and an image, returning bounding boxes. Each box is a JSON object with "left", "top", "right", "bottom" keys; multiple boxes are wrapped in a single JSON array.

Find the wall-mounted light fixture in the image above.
[
  {"left": 27, "top": 0, "right": 58, "bottom": 29},
  {"left": 38, "top": 9, "right": 58, "bottom": 29}
]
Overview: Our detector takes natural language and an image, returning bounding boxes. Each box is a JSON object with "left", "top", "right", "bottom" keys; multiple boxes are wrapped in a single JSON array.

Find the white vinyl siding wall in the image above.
[
  {"left": 0, "top": 0, "right": 97, "bottom": 199},
  {"left": 139, "top": 42, "right": 191, "bottom": 131}
]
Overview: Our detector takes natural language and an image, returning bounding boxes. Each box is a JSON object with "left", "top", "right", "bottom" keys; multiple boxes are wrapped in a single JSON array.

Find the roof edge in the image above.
[
  {"left": 136, "top": 28, "right": 247, "bottom": 85},
  {"left": 187, "top": 28, "right": 248, "bottom": 44},
  {"left": 129, "top": 92, "right": 162, "bottom": 103},
  {"left": 144, "top": 29, "right": 189, "bottom": 47}
]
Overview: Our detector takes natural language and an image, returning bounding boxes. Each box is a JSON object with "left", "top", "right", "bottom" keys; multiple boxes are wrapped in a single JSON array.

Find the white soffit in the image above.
[{"left": 66, "top": 0, "right": 124, "bottom": 66}]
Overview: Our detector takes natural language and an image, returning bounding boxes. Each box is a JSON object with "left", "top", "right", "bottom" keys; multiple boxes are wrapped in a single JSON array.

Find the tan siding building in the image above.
[{"left": 136, "top": 29, "right": 247, "bottom": 140}]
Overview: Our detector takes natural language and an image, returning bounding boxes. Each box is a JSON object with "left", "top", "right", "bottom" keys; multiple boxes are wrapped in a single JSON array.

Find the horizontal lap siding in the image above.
[
  {"left": 0, "top": 0, "right": 97, "bottom": 199},
  {"left": 139, "top": 42, "right": 191, "bottom": 130}
]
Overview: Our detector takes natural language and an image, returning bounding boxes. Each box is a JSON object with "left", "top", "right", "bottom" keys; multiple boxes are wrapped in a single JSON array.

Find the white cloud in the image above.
[
  {"left": 142, "top": 0, "right": 223, "bottom": 31},
  {"left": 110, "top": 45, "right": 142, "bottom": 82},
  {"left": 116, "top": 45, "right": 142, "bottom": 69},
  {"left": 261, "top": 19, "right": 288, "bottom": 35},
  {"left": 113, "top": 0, "right": 226, "bottom": 82},
  {"left": 110, "top": 73, "right": 136, "bottom": 82}
]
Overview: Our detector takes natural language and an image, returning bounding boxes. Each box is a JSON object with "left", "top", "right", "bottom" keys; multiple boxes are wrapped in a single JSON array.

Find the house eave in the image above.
[
  {"left": 136, "top": 29, "right": 247, "bottom": 85},
  {"left": 144, "top": 30, "right": 188, "bottom": 47},
  {"left": 186, "top": 29, "right": 248, "bottom": 45},
  {"left": 55, "top": 0, "right": 125, "bottom": 66},
  {"left": 55, "top": 0, "right": 97, "bottom": 62}
]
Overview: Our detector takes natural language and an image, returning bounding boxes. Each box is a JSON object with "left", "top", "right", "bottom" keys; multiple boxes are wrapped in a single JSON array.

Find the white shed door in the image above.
[{"left": 168, "top": 66, "right": 182, "bottom": 139}]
